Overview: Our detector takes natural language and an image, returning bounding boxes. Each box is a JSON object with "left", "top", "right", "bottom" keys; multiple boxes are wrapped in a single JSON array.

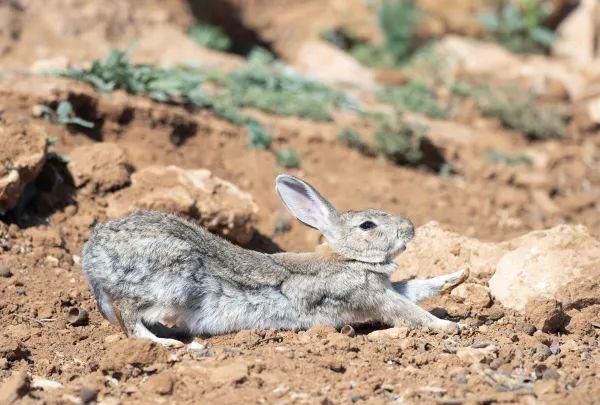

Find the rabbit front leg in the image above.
[
  {"left": 392, "top": 268, "right": 469, "bottom": 303},
  {"left": 374, "top": 287, "right": 459, "bottom": 334}
]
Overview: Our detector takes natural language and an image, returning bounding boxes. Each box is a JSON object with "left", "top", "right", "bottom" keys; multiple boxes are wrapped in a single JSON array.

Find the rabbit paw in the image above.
[
  {"left": 433, "top": 319, "right": 461, "bottom": 335},
  {"left": 152, "top": 337, "right": 185, "bottom": 348},
  {"left": 440, "top": 268, "right": 470, "bottom": 294}
]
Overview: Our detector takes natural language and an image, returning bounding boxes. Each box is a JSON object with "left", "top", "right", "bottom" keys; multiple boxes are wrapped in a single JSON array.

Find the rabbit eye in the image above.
[{"left": 359, "top": 220, "right": 377, "bottom": 230}]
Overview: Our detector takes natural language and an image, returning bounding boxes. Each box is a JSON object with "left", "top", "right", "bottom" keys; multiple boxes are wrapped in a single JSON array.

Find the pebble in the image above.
[
  {"left": 0, "top": 265, "right": 12, "bottom": 278},
  {"left": 144, "top": 372, "right": 174, "bottom": 395}
]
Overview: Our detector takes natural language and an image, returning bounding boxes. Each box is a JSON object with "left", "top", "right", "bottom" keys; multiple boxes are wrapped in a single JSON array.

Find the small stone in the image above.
[
  {"left": 31, "top": 377, "right": 63, "bottom": 390},
  {"left": 542, "top": 368, "right": 560, "bottom": 380},
  {"left": 206, "top": 361, "right": 248, "bottom": 385},
  {"left": 534, "top": 344, "right": 552, "bottom": 362},
  {"left": 367, "top": 327, "right": 409, "bottom": 341},
  {"left": 451, "top": 283, "right": 492, "bottom": 308},
  {"left": 104, "top": 334, "right": 122, "bottom": 344},
  {"left": 549, "top": 345, "right": 561, "bottom": 355},
  {"left": 144, "top": 372, "right": 174, "bottom": 395},
  {"left": 525, "top": 299, "right": 568, "bottom": 334},
  {"left": 79, "top": 387, "right": 98, "bottom": 404},
  {"left": 0, "top": 265, "right": 12, "bottom": 278},
  {"left": 455, "top": 345, "right": 497, "bottom": 365}
]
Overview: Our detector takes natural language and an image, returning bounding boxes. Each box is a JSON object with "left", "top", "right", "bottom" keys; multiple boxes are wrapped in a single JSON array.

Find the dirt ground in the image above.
[{"left": 0, "top": 1, "right": 599, "bottom": 404}]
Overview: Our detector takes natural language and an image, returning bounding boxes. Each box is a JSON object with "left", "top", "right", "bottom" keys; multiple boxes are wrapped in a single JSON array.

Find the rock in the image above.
[
  {"left": 552, "top": 0, "right": 597, "bottom": 64},
  {"left": 0, "top": 265, "right": 12, "bottom": 278},
  {"left": 434, "top": 36, "right": 586, "bottom": 101},
  {"left": 490, "top": 225, "right": 600, "bottom": 311},
  {"left": 455, "top": 345, "right": 497, "bottom": 365},
  {"left": 106, "top": 166, "right": 258, "bottom": 244},
  {"left": 525, "top": 299, "right": 568, "bottom": 334},
  {"left": 0, "top": 116, "right": 47, "bottom": 214},
  {"left": 143, "top": 372, "right": 174, "bottom": 395},
  {"left": 31, "top": 376, "right": 63, "bottom": 390},
  {"left": 79, "top": 387, "right": 99, "bottom": 404},
  {"left": 393, "top": 221, "right": 505, "bottom": 282},
  {"left": 100, "top": 339, "right": 169, "bottom": 371},
  {"left": 67, "top": 143, "right": 131, "bottom": 193},
  {"left": 0, "top": 368, "right": 30, "bottom": 404},
  {"left": 451, "top": 283, "right": 492, "bottom": 308},
  {"left": 23, "top": 227, "right": 63, "bottom": 247},
  {"left": 367, "top": 327, "right": 410, "bottom": 341},
  {"left": 293, "top": 41, "right": 376, "bottom": 88},
  {"left": 434, "top": 36, "right": 519, "bottom": 77}
]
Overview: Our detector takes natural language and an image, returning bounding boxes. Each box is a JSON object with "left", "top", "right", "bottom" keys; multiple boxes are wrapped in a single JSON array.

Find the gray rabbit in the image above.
[{"left": 82, "top": 175, "right": 468, "bottom": 346}]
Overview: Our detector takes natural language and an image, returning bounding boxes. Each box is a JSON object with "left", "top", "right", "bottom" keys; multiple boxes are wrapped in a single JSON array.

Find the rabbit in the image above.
[{"left": 81, "top": 174, "right": 469, "bottom": 346}]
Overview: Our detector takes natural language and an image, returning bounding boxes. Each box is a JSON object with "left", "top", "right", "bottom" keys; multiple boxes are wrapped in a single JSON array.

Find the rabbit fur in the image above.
[{"left": 82, "top": 174, "right": 468, "bottom": 346}]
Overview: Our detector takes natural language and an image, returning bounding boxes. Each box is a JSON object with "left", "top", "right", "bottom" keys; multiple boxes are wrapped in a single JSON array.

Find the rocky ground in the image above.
[{"left": 0, "top": 1, "right": 599, "bottom": 404}]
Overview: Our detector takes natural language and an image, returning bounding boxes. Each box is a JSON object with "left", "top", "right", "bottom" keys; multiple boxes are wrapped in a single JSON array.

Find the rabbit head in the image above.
[{"left": 276, "top": 175, "right": 415, "bottom": 263}]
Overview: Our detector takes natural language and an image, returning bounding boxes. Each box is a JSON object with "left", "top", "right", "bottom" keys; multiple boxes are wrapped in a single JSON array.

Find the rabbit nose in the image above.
[{"left": 397, "top": 218, "right": 415, "bottom": 240}]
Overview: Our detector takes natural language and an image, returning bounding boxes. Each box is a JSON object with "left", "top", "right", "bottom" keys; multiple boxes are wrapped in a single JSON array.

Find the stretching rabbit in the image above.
[{"left": 82, "top": 175, "right": 468, "bottom": 346}]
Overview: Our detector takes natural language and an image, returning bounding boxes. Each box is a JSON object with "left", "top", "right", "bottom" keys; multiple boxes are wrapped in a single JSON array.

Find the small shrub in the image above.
[
  {"left": 474, "top": 85, "right": 564, "bottom": 140},
  {"left": 337, "top": 128, "right": 363, "bottom": 149},
  {"left": 378, "top": 0, "right": 422, "bottom": 64},
  {"left": 486, "top": 149, "right": 533, "bottom": 165},
  {"left": 275, "top": 147, "right": 301, "bottom": 168},
  {"left": 378, "top": 80, "right": 447, "bottom": 119},
  {"left": 53, "top": 49, "right": 356, "bottom": 126},
  {"left": 188, "top": 24, "right": 231, "bottom": 51},
  {"left": 375, "top": 121, "right": 428, "bottom": 165},
  {"left": 54, "top": 49, "right": 204, "bottom": 101},
  {"left": 480, "top": 0, "right": 555, "bottom": 54},
  {"left": 215, "top": 48, "right": 354, "bottom": 122},
  {"left": 320, "top": 0, "right": 422, "bottom": 68},
  {"left": 40, "top": 101, "right": 94, "bottom": 128},
  {"left": 246, "top": 120, "right": 272, "bottom": 149}
]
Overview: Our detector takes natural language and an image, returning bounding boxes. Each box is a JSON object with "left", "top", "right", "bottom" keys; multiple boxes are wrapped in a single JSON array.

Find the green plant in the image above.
[
  {"left": 320, "top": 28, "right": 395, "bottom": 68},
  {"left": 337, "top": 128, "right": 363, "bottom": 149},
  {"left": 246, "top": 120, "right": 272, "bottom": 149},
  {"left": 212, "top": 48, "right": 355, "bottom": 122},
  {"left": 378, "top": 0, "right": 422, "bottom": 64},
  {"left": 486, "top": 149, "right": 533, "bottom": 165},
  {"left": 319, "top": 0, "right": 422, "bottom": 68},
  {"left": 378, "top": 80, "right": 447, "bottom": 119},
  {"left": 474, "top": 84, "right": 564, "bottom": 140},
  {"left": 375, "top": 120, "right": 429, "bottom": 165},
  {"left": 52, "top": 49, "right": 355, "bottom": 126},
  {"left": 188, "top": 23, "right": 231, "bottom": 51},
  {"left": 275, "top": 147, "right": 301, "bottom": 168},
  {"left": 40, "top": 101, "right": 94, "bottom": 128},
  {"left": 54, "top": 49, "right": 204, "bottom": 101},
  {"left": 480, "top": 0, "right": 555, "bottom": 54}
]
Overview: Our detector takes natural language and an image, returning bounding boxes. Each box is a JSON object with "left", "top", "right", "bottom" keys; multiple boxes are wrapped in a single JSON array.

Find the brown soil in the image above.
[{"left": 0, "top": 1, "right": 599, "bottom": 404}]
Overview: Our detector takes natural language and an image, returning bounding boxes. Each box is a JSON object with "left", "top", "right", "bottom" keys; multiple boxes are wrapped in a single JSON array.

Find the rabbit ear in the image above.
[{"left": 275, "top": 175, "right": 339, "bottom": 232}]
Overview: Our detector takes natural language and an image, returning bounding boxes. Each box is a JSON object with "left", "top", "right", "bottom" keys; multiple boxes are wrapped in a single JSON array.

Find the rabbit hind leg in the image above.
[{"left": 113, "top": 299, "right": 184, "bottom": 348}]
